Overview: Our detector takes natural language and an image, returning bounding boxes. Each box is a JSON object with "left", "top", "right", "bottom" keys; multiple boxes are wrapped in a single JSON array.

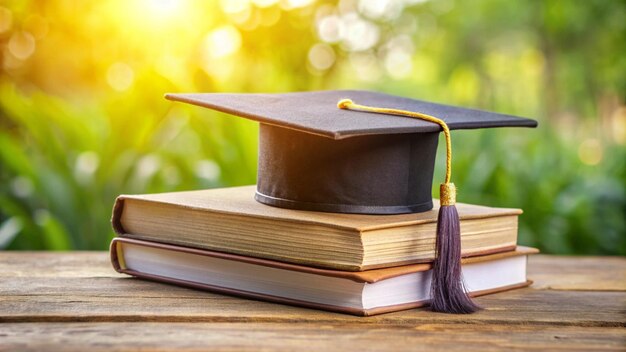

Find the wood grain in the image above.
[
  {"left": 529, "top": 255, "right": 626, "bottom": 291},
  {"left": 1, "top": 323, "right": 625, "bottom": 352},
  {"left": 0, "top": 252, "right": 625, "bottom": 351},
  {"left": 2, "top": 284, "right": 625, "bottom": 327}
]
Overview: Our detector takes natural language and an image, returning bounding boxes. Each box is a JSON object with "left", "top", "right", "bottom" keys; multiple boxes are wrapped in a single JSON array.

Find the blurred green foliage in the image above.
[{"left": 0, "top": 0, "right": 624, "bottom": 254}]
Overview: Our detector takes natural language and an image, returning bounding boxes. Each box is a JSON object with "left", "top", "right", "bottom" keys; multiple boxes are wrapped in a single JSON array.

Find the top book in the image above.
[{"left": 112, "top": 186, "right": 521, "bottom": 271}]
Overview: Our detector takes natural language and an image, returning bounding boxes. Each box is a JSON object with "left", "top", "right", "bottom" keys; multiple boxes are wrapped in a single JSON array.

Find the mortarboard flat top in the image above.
[{"left": 165, "top": 90, "right": 537, "bottom": 139}]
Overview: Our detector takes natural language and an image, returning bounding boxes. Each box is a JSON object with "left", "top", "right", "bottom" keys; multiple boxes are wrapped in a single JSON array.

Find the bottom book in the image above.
[{"left": 110, "top": 237, "right": 538, "bottom": 316}]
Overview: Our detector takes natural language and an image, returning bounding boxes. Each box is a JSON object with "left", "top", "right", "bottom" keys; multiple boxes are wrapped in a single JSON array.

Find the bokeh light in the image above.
[
  {"left": 107, "top": 63, "right": 135, "bottom": 92},
  {"left": 307, "top": 43, "right": 336, "bottom": 72},
  {"left": 204, "top": 26, "right": 242, "bottom": 60},
  {"left": 0, "top": 7, "right": 13, "bottom": 34},
  {"left": 578, "top": 139, "right": 604, "bottom": 166}
]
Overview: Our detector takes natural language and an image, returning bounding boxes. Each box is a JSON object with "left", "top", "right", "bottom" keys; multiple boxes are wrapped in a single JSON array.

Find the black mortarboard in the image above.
[
  {"left": 165, "top": 89, "right": 537, "bottom": 314},
  {"left": 166, "top": 90, "right": 536, "bottom": 215}
]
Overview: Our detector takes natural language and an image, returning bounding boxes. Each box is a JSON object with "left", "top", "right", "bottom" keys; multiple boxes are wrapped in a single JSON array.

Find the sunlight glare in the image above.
[
  {"left": 283, "top": 0, "right": 316, "bottom": 9},
  {"left": 117, "top": 0, "right": 198, "bottom": 32},
  {"left": 145, "top": 0, "right": 180, "bottom": 17},
  {"left": 221, "top": 0, "right": 251, "bottom": 14},
  {"left": 203, "top": 25, "right": 242, "bottom": 59},
  {"left": 251, "top": 0, "right": 279, "bottom": 8}
]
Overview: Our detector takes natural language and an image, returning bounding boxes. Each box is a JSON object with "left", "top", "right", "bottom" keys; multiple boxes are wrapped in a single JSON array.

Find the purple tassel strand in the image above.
[{"left": 430, "top": 205, "right": 480, "bottom": 314}]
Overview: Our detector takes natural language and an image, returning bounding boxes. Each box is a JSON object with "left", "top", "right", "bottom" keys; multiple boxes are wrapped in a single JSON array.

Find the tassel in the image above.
[
  {"left": 430, "top": 183, "right": 480, "bottom": 314},
  {"left": 337, "top": 98, "right": 480, "bottom": 314}
]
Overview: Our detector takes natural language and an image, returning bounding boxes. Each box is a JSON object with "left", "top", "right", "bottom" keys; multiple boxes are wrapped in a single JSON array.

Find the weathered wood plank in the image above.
[
  {"left": 0, "top": 252, "right": 115, "bottom": 278},
  {"left": 1, "top": 322, "right": 624, "bottom": 352},
  {"left": 529, "top": 255, "right": 626, "bottom": 291},
  {"left": 1, "top": 283, "right": 625, "bottom": 326}
]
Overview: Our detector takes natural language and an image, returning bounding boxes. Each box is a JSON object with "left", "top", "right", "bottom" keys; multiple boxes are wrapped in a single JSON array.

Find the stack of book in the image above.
[{"left": 110, "top": 185, "right": 537, "bottom": 316}]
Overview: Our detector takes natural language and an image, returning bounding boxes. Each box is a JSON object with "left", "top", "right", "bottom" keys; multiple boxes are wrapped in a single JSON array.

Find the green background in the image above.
[{"left": 0, "top": 0, "right": 624, "bottom": 254}]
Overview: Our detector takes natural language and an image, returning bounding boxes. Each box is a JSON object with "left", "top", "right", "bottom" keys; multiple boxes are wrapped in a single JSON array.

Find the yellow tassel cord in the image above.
[{"left": 337, "top": 99, "right": 456, "bottom": 206}]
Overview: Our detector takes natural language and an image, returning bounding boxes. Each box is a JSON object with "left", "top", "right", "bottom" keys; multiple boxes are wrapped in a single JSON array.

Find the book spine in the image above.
[
  {"left": 109, "top": 238, "right": 124, "bottom": 273},
  {"left": 110, "top": 197, "right": 127, "bottom": 235}
]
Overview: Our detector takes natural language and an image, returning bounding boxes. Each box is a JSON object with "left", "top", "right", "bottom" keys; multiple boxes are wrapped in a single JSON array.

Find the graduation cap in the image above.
[{"left": 165, "top": 90, "right": 537, "bottom": 314}]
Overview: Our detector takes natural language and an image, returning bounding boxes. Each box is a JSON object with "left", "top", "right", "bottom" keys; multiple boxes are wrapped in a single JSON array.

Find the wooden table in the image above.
[{"left": 1, "top": 253, "right": 625, "bottom": 351}]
